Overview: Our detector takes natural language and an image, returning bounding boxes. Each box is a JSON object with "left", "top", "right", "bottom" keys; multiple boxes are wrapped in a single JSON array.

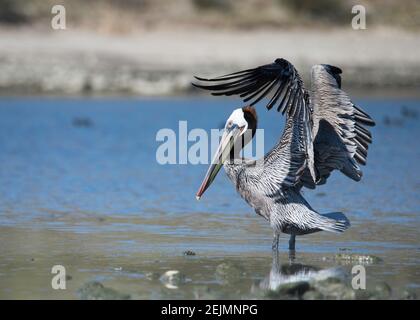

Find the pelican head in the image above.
[{"left": 196, "top": 106, "right": 257, "bottom": 200}]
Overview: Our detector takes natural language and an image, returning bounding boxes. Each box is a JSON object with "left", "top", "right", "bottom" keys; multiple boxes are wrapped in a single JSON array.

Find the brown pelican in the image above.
[{"left": 193, "top": 58, "right": 375, "bottom": 252}]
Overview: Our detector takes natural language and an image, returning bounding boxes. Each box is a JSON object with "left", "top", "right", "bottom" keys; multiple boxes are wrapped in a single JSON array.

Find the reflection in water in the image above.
[{"left": 257, "top": 252, "right": 346, "bottom": 291}]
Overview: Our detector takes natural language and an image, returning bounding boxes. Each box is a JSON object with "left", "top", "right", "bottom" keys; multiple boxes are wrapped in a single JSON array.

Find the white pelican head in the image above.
[{"left": 196, "top": 106, "right": 257, "bottom": 200}]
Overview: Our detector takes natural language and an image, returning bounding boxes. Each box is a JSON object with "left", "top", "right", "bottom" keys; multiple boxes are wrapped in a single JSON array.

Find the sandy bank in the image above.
[{"left": 0, "top": 27, "right": 419, "bottom": 95}]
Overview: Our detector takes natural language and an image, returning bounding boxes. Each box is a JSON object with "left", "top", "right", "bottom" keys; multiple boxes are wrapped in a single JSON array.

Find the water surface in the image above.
[{"left": 0, "top": 97, "right": 418, "bottom": 299}]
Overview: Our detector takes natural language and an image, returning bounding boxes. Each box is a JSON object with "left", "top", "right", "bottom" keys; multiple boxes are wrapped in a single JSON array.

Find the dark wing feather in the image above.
[
  {"left": 193, "top": 58, "right": 317, "bottom": 189},
  {"left": 193, "top": 58, "right": 305, "bottom": 116}
]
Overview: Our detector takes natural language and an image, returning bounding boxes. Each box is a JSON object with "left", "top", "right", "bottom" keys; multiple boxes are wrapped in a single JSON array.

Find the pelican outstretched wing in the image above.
[
  {"left": 297, "top": 64, "right": 375, "bottom": 189},
  {"left": 193, "top": 60, "right": 375, "bottom": 196},
  {"left": 193, "top": 58, "right": 317, "bottom": 190}
]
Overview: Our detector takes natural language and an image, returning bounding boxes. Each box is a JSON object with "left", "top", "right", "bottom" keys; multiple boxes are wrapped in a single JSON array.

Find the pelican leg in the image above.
[
  {"left": 288, "top": 250, "right": 296, "bottom": 262},
  {"left": 272, "top": 248, "right": 280, "bottom": 272},
  {"left": 288, "top": 234, "right": 296, "bottom": 262},
  {"left": 272, "top": 233, "right": 279, "bottom": 252},
  {"left": 288, "top": 234, "right": 296, "bottom": 251}
]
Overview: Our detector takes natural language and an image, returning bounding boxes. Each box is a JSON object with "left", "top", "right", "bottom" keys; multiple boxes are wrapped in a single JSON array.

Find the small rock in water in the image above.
[
  {"left": 383, "top": 116, "right": 404, "bottom": 127},
  {"left": 355, "top": 282, "right": 392, "bottom": 300},
  {"left": 72, "top": 117, "right": 94, "bottom": 128},
  {"left": 183, "top": 250, "right": 196, "bottom": 256},
  {"left": 312, "top": 278, "right": 355, "bottom": 300},
  {"left": 160, "top": 270, "right": 186, "bottom": 289},
  {"left": 373, "top": 282, "right": 392, "bottom": 299},
  {"left": 215, "top": 262, "right": 246, "bottom": 284},
  {"left": 193, "top": 285, "right": 226, "bottom": 300},
  {"left": 400, "top": 106, "right": 418, "bottom": 119},
  {"left": 78, "top": 281, "right": 130, "bottom": 300},
  {"left": 302, "top": 290, "right": 325, "bottom": 300},
  {"left": 401, "top": 288, "right": 417, "bottom": 300}
]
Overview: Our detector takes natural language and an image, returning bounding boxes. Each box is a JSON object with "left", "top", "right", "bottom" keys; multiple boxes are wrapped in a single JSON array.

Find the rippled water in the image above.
[{"left": 0, "top": 97, "right": 418, "bottom": 299}]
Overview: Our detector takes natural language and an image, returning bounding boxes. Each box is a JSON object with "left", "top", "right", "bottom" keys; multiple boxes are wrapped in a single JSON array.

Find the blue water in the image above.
[{"left": 0, "top": 97, "right": 418, "bottom": 227}]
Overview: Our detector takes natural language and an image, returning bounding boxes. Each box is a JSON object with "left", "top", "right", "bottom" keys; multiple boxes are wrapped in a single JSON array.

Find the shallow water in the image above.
[{"left": 0, "top": 97, "right": 418, "bottom": 299}]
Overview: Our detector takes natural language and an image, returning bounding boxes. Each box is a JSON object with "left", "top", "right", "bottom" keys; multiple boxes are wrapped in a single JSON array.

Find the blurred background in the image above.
[{"left": 0, "top": 0, "right": 419, "bottom": 96}]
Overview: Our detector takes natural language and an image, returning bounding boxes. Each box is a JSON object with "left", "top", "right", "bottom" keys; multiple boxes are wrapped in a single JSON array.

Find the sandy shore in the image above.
[{"left": 0, "top": 27, "right": 419, "bottom": 95}]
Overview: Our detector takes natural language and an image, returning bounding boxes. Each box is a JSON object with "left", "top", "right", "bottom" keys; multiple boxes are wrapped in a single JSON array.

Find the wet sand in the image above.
[{"left": 0, "top": 212, "right": 418, "bottom": 299}]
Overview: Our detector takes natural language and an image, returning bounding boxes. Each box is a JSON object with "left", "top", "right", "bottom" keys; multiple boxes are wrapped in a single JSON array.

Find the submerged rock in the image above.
[
  {"left": 312, "top": 278, "right": 356, "bottom": 300},
  {"left": 401, "top": 288, "right": 417, "bottom": 300},
  {"left": 193, "top": 285, "right": 227, "bottom": 300},
  {"left": 355, "top": 282, "right": 392, "bottom": 300},
  {"left": 383, "top": 116, "right": 404, "bottom": 127},
  {"left": 215, "top": 261, "right": 246, "bottom": 284},
  {"left": 401, "top": 106, "right": 418, "bottom": 119},
  {"left": 72, "top": 117, "right": 94, "bottom": 128},
  {"left": 302, "top": 290, "right": 325, "bottom": 300},
  {"left": 78, "top": 281, "right": 130, "bottom": 300}
]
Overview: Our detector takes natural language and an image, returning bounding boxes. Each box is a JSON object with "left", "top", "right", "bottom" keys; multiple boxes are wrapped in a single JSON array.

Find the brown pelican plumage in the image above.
[{"left": 193, "top": 58, "right": 375, "bottom": 252}]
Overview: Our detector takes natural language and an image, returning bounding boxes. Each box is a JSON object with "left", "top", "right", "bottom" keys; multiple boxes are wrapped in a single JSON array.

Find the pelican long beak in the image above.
[{"left": 196, "top": 125, "right": 242, "bottom": 200}]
